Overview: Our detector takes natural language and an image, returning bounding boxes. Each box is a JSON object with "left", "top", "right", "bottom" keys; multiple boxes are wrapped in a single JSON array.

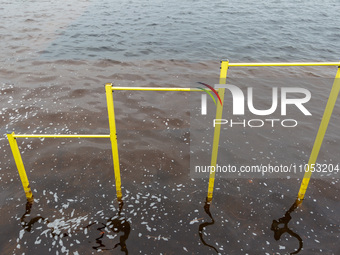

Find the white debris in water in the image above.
[
  {"left": 41, "top": 229, "right": 50, "bottom": 238},
  {"left": 107, "top": 234, "right": 117, "bottom": 239},
  {"left": 62, "top": 202, "right": 69, "bottom": 209},
  {"left": 19, "top": 229, "right": 25, "bottom": 239},
  {"left": 34, "top": 237, "right": 42, "bottom": 245},
  {"left": 183, "top": 247, "right": 188, "bottom": 252},
  {"left": 54, "top": 193, "right": 58, "bottom": 202},
  {"left": 190, "top": 218, "right": 199, "bottom": 225},
  {"left": 279, "top": 245, "right": 285, "bottom": 250},
  {"left": 61, "top": 246, "right": 68, "bottom": 253}
]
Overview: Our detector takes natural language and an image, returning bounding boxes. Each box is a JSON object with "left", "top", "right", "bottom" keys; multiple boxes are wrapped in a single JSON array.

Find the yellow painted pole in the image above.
[
  {"left": 13, "top": 134, "right": 110, "bottom": 138},
  {"left": 7, "top": 132, "right": 34, "bottom": 202},
  {"left": 207, "top": 60, "right": 229, "bottom": 202},
  {"left": 105, "top": 83, "right": 122, "bottom": 200},
  {"left": 111, "top": 87, "right": 200, "bottom": 92},
  {"left": 228, "top": 62, "right": 340, "bottom": 67},
  {"left": 297, "top": 65, "right": 340, "bottom": 201}
]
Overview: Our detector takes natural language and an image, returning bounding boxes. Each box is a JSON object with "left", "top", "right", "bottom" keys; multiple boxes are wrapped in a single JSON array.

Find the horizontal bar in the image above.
[
  {"left": 111, "top": 87, "right": 203, "bottom": 92},
  {"left": 227, "top": 62, "right": 340, "bottom": 67},
  {"left": 12, "top": 134, "right": 110, "bottom": 138}
]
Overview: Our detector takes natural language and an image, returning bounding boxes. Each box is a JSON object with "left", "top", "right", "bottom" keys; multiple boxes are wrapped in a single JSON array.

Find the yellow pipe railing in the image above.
[
  {"left": 297, "top": 65, "right": 340, "bottom": 200},
  {"left": 7, "top": 60, "right": 339, "bottom": 204},
  {"left": 207, "top": 60, "right": 228, "bottom": 202},
  {"left": 12, "top": 134, "right": 110, "bottom": 138},
  {"left": 7, "top": 132, "right": 111, "bottom": 202},
  {"left": 211, "top": 60, "right": 340, "bottom": 203},
  {"left": 7, "top": 132, "right": 34, "bottom": 202},
  {"left": 106, "top": 84, "right": 123, "bottom": 200},
  {"left": 110, "top": 87, "right": 203, "bottom": 92},
  {"left": 228, "top": 62, "right": 340, "bottom": 67}
]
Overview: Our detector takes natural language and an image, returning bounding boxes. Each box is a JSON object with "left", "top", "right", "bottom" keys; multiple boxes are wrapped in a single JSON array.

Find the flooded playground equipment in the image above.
[{"left": 7, "top": 61, "right": 340, "bottom": 205}]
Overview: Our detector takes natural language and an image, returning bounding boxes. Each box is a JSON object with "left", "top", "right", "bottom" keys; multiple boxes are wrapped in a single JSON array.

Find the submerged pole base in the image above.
[
  {"left": 116, "top": 190, "right": 122, "bottom": 201},
  {"left": 26, "top": 194, "right": 34, "bottom": 203},
  {"left": 206, "top": 193, "right": 213, "bottom": 203}
]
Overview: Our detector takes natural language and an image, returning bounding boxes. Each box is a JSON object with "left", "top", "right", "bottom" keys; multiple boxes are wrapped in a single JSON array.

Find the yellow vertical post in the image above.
[
  {"left": 105, "top": 83, "right": 122, "bottom": 200},
  {"left": 7, "top": 132, "right": 34, "bottom": 202},
  {"left": 207, "top": 60, "right": 229, "bottom": 202},
  {"left": 297, "top": 65, "right": 340, "bottom": 201}
]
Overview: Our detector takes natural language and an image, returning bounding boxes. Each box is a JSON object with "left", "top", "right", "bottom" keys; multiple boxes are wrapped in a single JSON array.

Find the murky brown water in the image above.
[{"left": 1, "top": 0, "right": 339, "bottom": 254}]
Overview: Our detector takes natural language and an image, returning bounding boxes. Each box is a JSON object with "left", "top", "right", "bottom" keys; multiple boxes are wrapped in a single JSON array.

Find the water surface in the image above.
[{"left": 0, "top": 0, "right": 339, "bottom": 254}]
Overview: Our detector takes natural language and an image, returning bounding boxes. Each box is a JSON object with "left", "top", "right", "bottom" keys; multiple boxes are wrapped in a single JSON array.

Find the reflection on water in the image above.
[
  {"left": 198, "top": 200, "right": 219, "bottom": 254},
  {"left": 20, "top": 199, "right": 130, "bottom": 254},
  {"left": 21, "top": 201, "right": 68, "bottom": 238},
  {"left": 271, "top": 199, "right": 303, "bottom": 255},
  {"left": 21, "top": 201, "right": 43, "bottom": 232},
  {"left": 199, "top": 198, "right": 304, "bottom": 254},
  {"left": 91, "top": 200, "right": 130, "bottom": 253},
  {"left": 15, "top": 191, "right": 337, "bottom": 254}
]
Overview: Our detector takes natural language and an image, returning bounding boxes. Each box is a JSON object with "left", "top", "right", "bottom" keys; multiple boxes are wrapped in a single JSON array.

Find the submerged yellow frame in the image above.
[{"left": 7, "top": 61, "right": 340, "bottom": 203}]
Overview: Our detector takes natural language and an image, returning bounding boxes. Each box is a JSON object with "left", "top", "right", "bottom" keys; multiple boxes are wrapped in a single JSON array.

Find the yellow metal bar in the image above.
[
  {"left": 106, "top": 83, "right": 122, "bottom": 200},
  {"left": 228, "top": 62, "right": 340, "bottom": 67},
  {"left": 13, "top": 134, "right": 110, "bottom": 138},
  {"left": 111, "top": 87, "right": 203, "bottom": 92},
  {"left": 207, "top": 60, "right": 229, "bottom": 202},
  {"left": 7, "top": 132, "right": 34, "bottom": 202},
  {"left": 297, "top": 66, "right": 340, "bottom": 201}
]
